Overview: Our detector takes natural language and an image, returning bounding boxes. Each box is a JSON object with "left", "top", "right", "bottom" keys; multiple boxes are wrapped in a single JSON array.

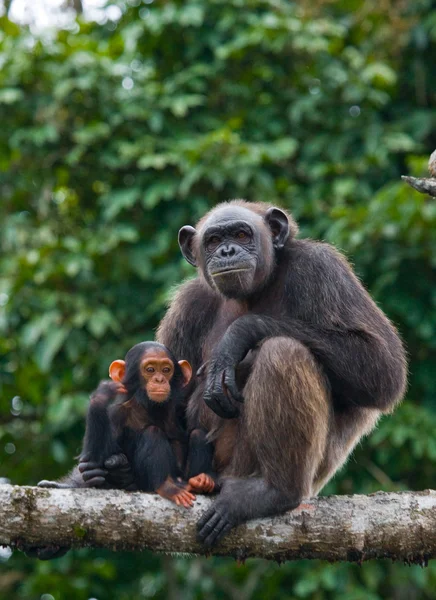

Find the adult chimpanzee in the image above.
[
  {"left": 155, "top": 200, "right": 407, "bottom": 546},
  {"left": 40, "top": 342, "right": 215, "bottom": 505}
]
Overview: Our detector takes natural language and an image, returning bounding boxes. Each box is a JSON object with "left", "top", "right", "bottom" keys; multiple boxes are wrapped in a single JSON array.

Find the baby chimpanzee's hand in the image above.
[{"left": 78, "top": 452, "right": 136, "bottom": 490}]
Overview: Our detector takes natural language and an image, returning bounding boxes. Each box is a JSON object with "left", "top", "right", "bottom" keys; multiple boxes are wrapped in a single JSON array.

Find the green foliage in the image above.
[{"left": 1, "top": 0, "right": 436, "bottom": 598}]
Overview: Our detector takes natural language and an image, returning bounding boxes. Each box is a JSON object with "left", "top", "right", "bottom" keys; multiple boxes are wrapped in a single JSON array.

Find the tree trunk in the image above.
[{"left": 1, "top": 485, "right": 436, "bottom": 564}]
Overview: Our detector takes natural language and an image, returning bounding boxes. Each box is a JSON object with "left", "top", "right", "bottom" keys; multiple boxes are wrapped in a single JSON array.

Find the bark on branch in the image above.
[
  {"left": 1, "top": 485, "right": 436, "bottom": 564},
  {"left": 402, "top": 176, "right": 436, "bottom": 197}
]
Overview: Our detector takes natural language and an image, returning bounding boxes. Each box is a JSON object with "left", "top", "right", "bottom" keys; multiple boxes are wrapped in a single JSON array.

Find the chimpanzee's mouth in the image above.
[
  {"left": 211, "top": 267, "right": 251, "bottom": 277},
  {"left": 148, "top": 392, "right": 169, "bottom": 403}
]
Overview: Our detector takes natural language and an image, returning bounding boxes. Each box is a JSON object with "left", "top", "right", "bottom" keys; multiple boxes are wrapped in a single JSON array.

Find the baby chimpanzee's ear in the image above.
[
  {"left": 178, "top": 360, "right": 192, "bottom": 387},
  {"left": 109, "top": 360, "right": 126, "bottom": 383}
]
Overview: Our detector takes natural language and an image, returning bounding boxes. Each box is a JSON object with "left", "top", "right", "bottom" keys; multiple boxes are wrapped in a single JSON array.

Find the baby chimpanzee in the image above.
[{"left": 79, "top": 341, "right": 215, "bottom": 507}]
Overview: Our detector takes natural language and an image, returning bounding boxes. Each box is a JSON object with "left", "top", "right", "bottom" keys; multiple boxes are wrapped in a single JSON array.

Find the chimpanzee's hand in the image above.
[
  {"left": 203, "top": 355, "right": 244, "bottom": 419},
  {"left": 78, "top": 453, "right": 136, "bottom": 490},
  {"left": 78, "top": 453, "right": 108, "bottom": 488},
  {"left": 104, "top": 453, "right": 136, "bottom": 491},
  {"left": 92, "top": 380, "right": 126, "bottom": 401}
]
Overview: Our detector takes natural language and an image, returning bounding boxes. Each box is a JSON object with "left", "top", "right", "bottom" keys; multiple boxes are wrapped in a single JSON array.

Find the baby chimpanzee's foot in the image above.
[{"left": 157, "top": 477, "right": 196, "bottom": 508}]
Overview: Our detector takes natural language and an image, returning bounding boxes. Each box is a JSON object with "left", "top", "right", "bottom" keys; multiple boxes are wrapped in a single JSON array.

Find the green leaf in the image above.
[
  {"left": 0, "top": 88, "right": 24, "bottom": 104},
  {"left": 35, "top": 326, "right": 70, "bottom": 372},
  {"left": 101, "top": 187, "right": 142, "bottom": 220}
]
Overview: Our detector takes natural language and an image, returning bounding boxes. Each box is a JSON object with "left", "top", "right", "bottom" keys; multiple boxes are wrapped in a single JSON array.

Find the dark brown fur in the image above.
[{"left": 157, "top": 200, "right": 407, "bottom": 545}]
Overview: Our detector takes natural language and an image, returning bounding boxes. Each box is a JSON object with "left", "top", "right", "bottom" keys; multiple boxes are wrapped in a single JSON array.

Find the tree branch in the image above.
[
  {"left": 1, "top": 485, "right": 436, "bottom": 564},
  {"left": 401, "top": 176, "right": 436, "bottom": 197}
]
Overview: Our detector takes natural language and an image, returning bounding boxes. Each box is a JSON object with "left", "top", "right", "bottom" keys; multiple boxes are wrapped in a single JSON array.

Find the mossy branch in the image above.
[{"left": 1, "top": 485, "right": 436, "bottom": 564}]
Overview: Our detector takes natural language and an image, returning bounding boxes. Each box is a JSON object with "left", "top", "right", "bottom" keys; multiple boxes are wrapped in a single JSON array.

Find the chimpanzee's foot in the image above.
[
  {"left": 157, "top": 477, "right": 196, "bottom": 509},
  {"left": 197, "top": 477, "right": 300, "bottom": 547},
  {"left": 188, "top": 473, "right": 215, "bottom": 494},
  {"left": 22, "top": 544, "right": 70, "bottom": 560},
  {"left": 37, "top": 480, "right": 73, "bottom": 489}
]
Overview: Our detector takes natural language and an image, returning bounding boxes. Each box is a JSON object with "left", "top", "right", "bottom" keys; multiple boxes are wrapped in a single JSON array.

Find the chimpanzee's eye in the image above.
[
  {"left": 146, "top": 367, "right": 155, "bottom": 373},
  {"left": 206, "top": 235, "right": 221, "bottom": 251},
  {"left": 162, "top": 367, "right": 171, "bottom": 374},
  {"left": 237, "top": 231, "right": 247, "bottom": 239}
]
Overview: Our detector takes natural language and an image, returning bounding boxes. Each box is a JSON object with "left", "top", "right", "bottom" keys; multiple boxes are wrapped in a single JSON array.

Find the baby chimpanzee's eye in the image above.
[
  {"left": 146, "top": 367, "right": 155, "bottom": 373},
  {"left": 162, "top": 367, "right": 171, "bottom": 374}
]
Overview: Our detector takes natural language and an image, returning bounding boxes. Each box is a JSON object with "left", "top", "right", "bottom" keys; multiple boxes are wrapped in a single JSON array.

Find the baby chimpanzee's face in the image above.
[
  {"left": 109, "top": 342, "right": 192, "bottom": 406},
  {"left": 140, "top": 347, "right": 175, "bottom": 403}
]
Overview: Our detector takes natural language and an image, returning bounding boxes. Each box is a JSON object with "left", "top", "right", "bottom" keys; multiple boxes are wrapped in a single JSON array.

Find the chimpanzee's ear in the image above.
[
  {"left": 264, "top": 207, "right": 289, "bottom": 250},
  {"left": 109, "top": 360, "right": 126, "bottom": 383},
  {"left": 178, "top": 360, "right": 193, "bottom": 387},
  {"left": 178, "top": 226, "right": 197, "bottom": 267}
]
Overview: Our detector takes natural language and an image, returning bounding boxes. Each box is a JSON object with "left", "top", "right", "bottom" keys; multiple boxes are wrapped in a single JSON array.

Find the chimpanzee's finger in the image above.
[
  {"left": 179, "top": 491, "right": 195, "bottom": 508},
  {"left": 223, "top": 369, "right": 244, "bottom": 403},
  {"left": 204, "top": 390, "right": 239, "bottom": 419},
  {"left": 37, "top": 545, "right": 70, "bottom": 560},
  {"left": 205, "top": 522, "right": 232, "bottom": 547},
  {"left": 104, "top": 453, "right": 129, "bottom": 469},
  {"left": 78, "top": 461, "right": 101, "bottom": 473},
  {"left": 196, "top": 362, "right": 209, "bottom": 377},
  {"left": 37, "top": 480, "right": 63, "bottom": 488},
  {"left": 84, "top": 476, "right": 106, "bottom": 488},
  {"left": 205, "top": 478, "right": 215, "bottom": 493},
  {"left": 197, "top": 509, "right": 221, "bottom": 541},
  {"left": 81, "top": 468, "right": 108, "bottom": 482},
  {"left": 209, "top": 372, "right": 238, "bottom": 412}
]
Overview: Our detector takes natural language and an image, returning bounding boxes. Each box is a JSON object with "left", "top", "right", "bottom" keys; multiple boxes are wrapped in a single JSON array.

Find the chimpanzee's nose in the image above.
[
  {"left": 219, "top": 244, "right": 236, "bottom": 258},
  {"left": 154, "top": 374, "right": 165, "bottom": 383}
]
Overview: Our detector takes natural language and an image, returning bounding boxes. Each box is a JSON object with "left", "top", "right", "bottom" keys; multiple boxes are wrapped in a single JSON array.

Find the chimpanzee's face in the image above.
[
  {"left": 179, "top": 205, "right": 290, "bottom": 300},
  {"left": 140, "top": 347, "right": 175, "bottom": 403},
  {"left": 200, "top": 213, "right": 259, "bottom": 298}
]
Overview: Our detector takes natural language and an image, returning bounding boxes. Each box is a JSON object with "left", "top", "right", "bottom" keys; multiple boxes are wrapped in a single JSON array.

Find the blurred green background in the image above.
[{"left": 1, "top": 0, "right": 436, "bottom": 598}]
